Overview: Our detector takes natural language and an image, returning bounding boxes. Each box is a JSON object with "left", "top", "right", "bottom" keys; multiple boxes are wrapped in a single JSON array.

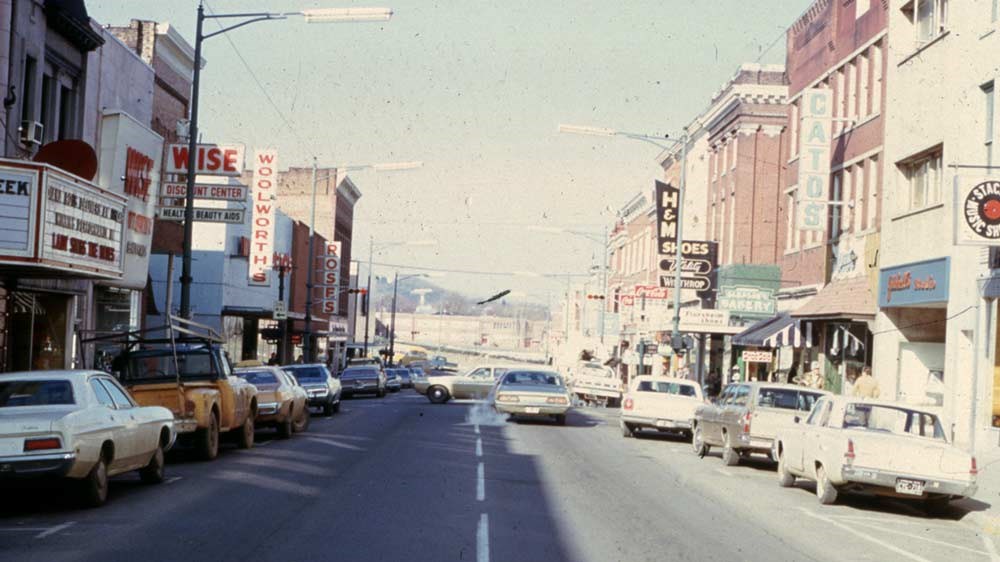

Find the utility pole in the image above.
[
  {"left": 302, "top": 158, "right": 319, "bottom": 363},
  {"left": 363, "top": 236, "right": 373, "bottom": 356}
]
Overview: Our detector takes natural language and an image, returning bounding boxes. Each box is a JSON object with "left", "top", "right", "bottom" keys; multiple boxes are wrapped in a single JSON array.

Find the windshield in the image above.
[
  {"left": 501, "top": 371, "right": 563, "bottom": 387},
  {"left": 0, "top": 380, "right": 75, "bottom": 407},
  {"left": 842, "top": 403, "right": 946, "bottom": 440},
  {"left": 285, "top": 366, "right": 327, "bottom": 381},
  {"left": 237, "top": 371, "right": 279, "bottom": 386},
  {"left": 636, "top": 380, "right": 697, "bottom": 397},
  {"left": 119, "top": 351, "right": 216, "bottom": 381}
]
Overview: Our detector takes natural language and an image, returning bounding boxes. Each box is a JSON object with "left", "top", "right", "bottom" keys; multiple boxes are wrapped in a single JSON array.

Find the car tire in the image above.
[
  {"left": 81, "top": 457, "right": 110, "bottom": 508},
  {"left": 277, "top": 415, "right": 293, "bottom": 439},
  {"left": 234, "top": 414, "right": 255, "bottom": 449},
  {"left": 139, "top": 445, "right": 166, "bottom": 484},
  {"left": 777, "top": 449, "right": 795, "bottom": 488},
  {"left": 692, "top": 426, "right": 710, "bottom": 457},
  {"left": 323, "top": 401, "right": 334, "bottom": 417},
  {"left": 427, "top": 386, "right": 449, "bottom": 404},
  {"left": 293, "top": 408, "right": 311, "bottom": 433},
  {"left": 815, "top": 465, "right": 838, "bottom": 505},
  {"left": 197, "top": 413, "right": 220, "bottom": 461},
  {"left": 621, "top": 422, "right": 634, "bottom": 438},
  {"left": 554, "top": 414, "right": 567, "bottom": 426},
  {"left": 721, "top": 433, "right": 740, "bottom": 466},
  {"left": 333, "top": 400, "right": 341, "bottom": 414}
]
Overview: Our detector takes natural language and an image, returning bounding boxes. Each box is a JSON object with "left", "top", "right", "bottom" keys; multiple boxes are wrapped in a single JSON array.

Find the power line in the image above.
[{"left": 363, "top": 260, "right": 592, "bottom": 278}]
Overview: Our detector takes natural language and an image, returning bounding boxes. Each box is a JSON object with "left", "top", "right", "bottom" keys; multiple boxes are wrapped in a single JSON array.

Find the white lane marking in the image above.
[
  {"left": 829, "top": 513, "right": 956, "bottom": 530},
  {"left": 255, "top": 440, "right": 273, "bottom": 447},
  {"left": 35, "top": 521, "right": 75, "bottom": 539},
  {"left": 863, "top": 523, "right": 988, "bottom": 557},
  {"left": 165, "top": 476, "right": 183, "bottom": 485},
  {"left": 477, "top": 462, "right": 485, "bottom": 501},
  {"left": 713, "top": 468, "right": 734, "bottom": 477},
  {"left": 476, "top": 438, "right": 483, "bottom": 457},
  {"left": 799, "top": 508, "right": 933, "bottom": 562},
  {"left": 477, "top": 513, "right": 489, "bottom": 562},
  {"left": 475, "top": 424, "right": 480, "bottom": 435}
]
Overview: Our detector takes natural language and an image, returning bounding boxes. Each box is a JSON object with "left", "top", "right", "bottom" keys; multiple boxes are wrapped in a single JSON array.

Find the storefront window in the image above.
[{"left": 8, "top": 292, "right": 70, "bottom": 372}]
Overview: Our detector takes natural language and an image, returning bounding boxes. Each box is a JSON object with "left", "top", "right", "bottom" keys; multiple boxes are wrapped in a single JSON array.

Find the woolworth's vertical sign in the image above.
[{"left": 249, "top": 149, "right": 277, "bottom": 285}]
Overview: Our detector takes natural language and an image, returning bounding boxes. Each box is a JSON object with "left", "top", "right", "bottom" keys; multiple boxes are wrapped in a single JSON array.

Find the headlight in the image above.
[
  {"left": 497, "top": 394, "right": 519, "bottom": 403},
  {"left": 546, "top": 397, "right": 568, "bottom": 405}
]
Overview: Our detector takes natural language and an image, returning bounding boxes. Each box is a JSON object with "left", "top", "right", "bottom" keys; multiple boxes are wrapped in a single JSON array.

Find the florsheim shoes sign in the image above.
[{"left": 797, "top": 88, "right": 832, "bottom": 231}]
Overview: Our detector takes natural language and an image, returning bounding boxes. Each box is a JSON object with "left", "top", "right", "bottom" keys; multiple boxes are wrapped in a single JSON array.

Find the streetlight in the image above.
[
  {"left": 558, "top": 123, "right": 689, "bottom": 356},
  {"left": 363, "top": 238, "right": 437, "bottom": 356},
  {"left": 302, "top": 160, "right": 423, "bottom": 362},
  {"left": 178, "top": 3, "right": 394, "bottom": 319},
  {"left": 388, "top": 272, "right": 444, "bottom": 365}
]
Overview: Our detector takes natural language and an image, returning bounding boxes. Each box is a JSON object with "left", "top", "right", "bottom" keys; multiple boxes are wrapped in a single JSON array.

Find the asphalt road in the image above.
[{"left": 0, "top": 391, "right": 995, "bottom": 562}]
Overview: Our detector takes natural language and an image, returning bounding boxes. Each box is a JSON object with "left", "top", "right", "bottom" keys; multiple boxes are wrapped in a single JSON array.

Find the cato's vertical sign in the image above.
[
  {"left": 249, "top": 149, "right": 278, "bottom": 286},
  {"left": 321, "top": 241, "right": 342, "bottom": 315},
  {"left": 797, "top": 88, "right": 832, "bottom": 231}
]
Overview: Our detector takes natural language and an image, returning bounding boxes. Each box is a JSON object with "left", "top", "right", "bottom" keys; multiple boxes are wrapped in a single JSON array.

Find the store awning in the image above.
[
  {"left": 732, "top": 312, "right": 814, "bottom": 348},
  {"left": 790, "top": 277, "right": 876, "bottom": 321}
]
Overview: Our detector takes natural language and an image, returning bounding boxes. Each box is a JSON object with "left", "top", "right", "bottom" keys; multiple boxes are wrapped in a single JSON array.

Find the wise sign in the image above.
[
  {"left": 797, "top": 89, "right": 832, "bottom": 231},
  {"left": 165, "top": 144, "right": 245, "bottom": 177}
]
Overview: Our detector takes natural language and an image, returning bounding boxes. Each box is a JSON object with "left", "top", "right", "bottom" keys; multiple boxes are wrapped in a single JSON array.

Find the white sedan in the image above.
[
  {"left": 0, "top": 370, "right": 176, "bottom": 507},
  {"left": 620, "top": 376, "right": 704, "bottom": 438},
  {"left": 774, "top": 396, "right": 977, "bottom": 510}
]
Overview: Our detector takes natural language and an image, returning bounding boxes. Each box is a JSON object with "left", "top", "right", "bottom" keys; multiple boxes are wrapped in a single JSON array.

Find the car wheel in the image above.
[
  {"left": 427, "top": 386, "right": 450, "bottom": 404},
  {"left": 234, "top": 414, "right": 255, "bottom": 449},
  {"left": 554, "top": 414, "right": 567, "bottom": 426},
  {"left": 139, "top": 445, "right": 166, "bottom": 484},
  {"left": 81, "top": 458, "right": 109, "bottom": 508},
  {"left": 777, "top": 449, "right": 795, "bottom": 488},
  {"left": 323, "top": 401, "right": 334, "bottom": 417},
  {"left": 293, "top": 407, "right": 311, "bottom": 433},
  {"left": 333, "top": 400, "right": 341, "bottom": 414},
  {"left": 815, "top": 465, "right": 838, "bottom": 505},
  {"left": 721, "top": 432, "right": 740, "bottom": 466},
  {"left": 621, "top": 422, "right": 634, "bottom": 438},
  {"left": 197, "top": 413, "right": 220, "bottom": 461},
  {"left": 277, "top": 415, "right": 293, "bottom": 439},
  {"left": 692, "top": 426, "right": 710, "bottom": 457}
]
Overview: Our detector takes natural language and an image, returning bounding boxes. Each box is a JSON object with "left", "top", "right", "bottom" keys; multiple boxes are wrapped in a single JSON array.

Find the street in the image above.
[{"left": 1, "top": 388, "right": 994, "bottom": 562}]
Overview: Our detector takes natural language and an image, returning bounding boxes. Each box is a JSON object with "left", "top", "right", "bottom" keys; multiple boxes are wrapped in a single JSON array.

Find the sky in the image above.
[{"left": 88, "top": 0, "right": 813, "bottom": 305}]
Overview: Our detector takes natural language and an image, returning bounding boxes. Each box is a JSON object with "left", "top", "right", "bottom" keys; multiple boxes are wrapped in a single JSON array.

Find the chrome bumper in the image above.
[
  {"left": 841, "top": 465, "right": 977, "bottom": 497},
  {"left": 0, "top": 452, "right": 76, "bottom": 478},
  {"left": 174, "top": 418, "right": 199, "bottom": 433},
  {"left": 257, "top": 402, "right": 280, "bottom": 416},
  {"left": 621, "top": 414, "right": 692, "bottom": 430},
  {"left": 495, "top": 404, "right": 570, "bottom": 416}
]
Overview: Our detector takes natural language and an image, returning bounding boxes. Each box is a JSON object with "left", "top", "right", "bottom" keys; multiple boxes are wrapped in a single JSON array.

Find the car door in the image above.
[
  {"left": 96, "top": 378, "right": 143, "bottom": 472},
  {"left": 722, "top": 385, "right": 750, "bottom": 440},
  {"left": 803, "top": 399, "right": 834, "bottom": 478},
  {"left": 785, "top": 398, "right": 823, "bottom": 473},
  {"left": 454, "top": 368, "right": 489, "bottom": 398},
  {"left": 705, "top": 385, "right": 733, "bottom": 444}
]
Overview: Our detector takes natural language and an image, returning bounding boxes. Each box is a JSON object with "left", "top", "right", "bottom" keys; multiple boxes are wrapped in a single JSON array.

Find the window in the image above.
[
  {"left": 908, "top": 0, "right": 948, "bottom": 44},
  {"left": 858, "top": 53, "right": 870, "bottom": 117},
  {"left": 0, "top": 380, "right": 74, "bottom": 407},
  {"left": 790, "top": 102, "right": 799, "bottom": 159},
  {"left": 857, "top": 0, "right": 869, "bottom": 19},
  {"left": 57, "top": 85, "right": 76, "bottom": 141},
  {"left": 831, "top": 171, "right": 843, "bottom": 240},
  {"left": 805, "top": 399, "right": 827, "bottom": 425},
  {"left": 785, "top": 188, "right": 799, "bottom": 252},
  {"left": 984, "top": 82, "right": 995, "bottom": 167},
  {"left": 842, "top": 403, "right": 946, "bottom": 440},
  {"left": 868, "top": 154, "right": 881, "bottom": 230},
  {"left": 732, "top": 385, "right": 750, "bottom": 406},
  {"left": 100, "top": 379, "right": 136, "bottom": 409},
  {"left": 871, "top": 43, "right": 883, "bottom": 114},
  {"left": 89, "top": 379, "right": 115, "bottom": 408},
  {"left": 846, "top": 61, "right": 857, "bottom": 124},
  {"left": 757, "top": 388, "right": 801, "bottom": 410},
  {"left": 467, "top": 368, "right": 489, "bottom": 379},
  {"left": 39, "top": 74, "right": 53, "bottom": 138},
  {"left": 20, "top": 56, "right": 36, "bottom": 122},
  {"left": 899, "top": 147, "right": 943, "bottom": 210}
]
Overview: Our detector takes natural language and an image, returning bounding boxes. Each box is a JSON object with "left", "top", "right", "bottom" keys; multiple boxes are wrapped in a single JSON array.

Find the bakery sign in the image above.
[
  {"left": 0, "top": 159, "right": 126, "bottom": 278},
  {"left": 956, "top": 177, "right": 1000, "bottom": 245}
]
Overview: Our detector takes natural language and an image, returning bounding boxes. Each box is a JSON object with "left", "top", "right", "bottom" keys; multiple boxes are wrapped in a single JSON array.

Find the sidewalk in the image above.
[{"left": 964, "top": 448, "right": 1000, "bottom": 552}]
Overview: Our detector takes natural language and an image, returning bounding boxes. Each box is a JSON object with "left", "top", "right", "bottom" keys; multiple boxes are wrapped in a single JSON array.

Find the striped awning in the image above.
[
  {"left": 732, "top": 312, "right": 814, "bottom": 349},
  {"left": 762, "top": 318, "right": 813, "bottom": 348}
]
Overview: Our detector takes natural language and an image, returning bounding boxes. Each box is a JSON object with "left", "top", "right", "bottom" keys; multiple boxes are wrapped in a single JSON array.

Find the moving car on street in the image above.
[
  {"left": 339, "top": 366, "right": 386, "bottom": 398},
  {"left": 692, "top": 382, "right": 828, "bottom": 465},
  {"left": 0, "top": 370, "right": 176, "bottom": 507},
  {"left": 236, "top": 366, "right": 310, "bottom": 437},
  {"left": 568, "top": 361, "right": 623, "bottom": 407},
  {"left": 620, "top": 376, "right": 704, "bottom": 439},
  {"left": 282, "top": 364, "right": 341, "bottom": 415},
  {"left": 492, "top": 369, "right": 572, "bottom": 425},
  {"left": 385, "top": 368, "right": 404, "bottom": 392},
  {"left": 396, "top": 368, "right": 414, "bottom": 389},
  {"left": 422, "top": 364, "right": 520, "bottom": 404},
  {"left": 774, "top": 396, "right": 978, "bottom": 509}
]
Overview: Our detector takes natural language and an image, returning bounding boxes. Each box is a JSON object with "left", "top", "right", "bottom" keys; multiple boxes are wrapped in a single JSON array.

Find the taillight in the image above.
[
  {"left": 972, "top": 457, "right": 979, "bottom": 477},
  {"left": 845, "top": 438, "right": 856, "bottom": 464},
  {"left": 741, "top": 412, "right": 751, "bottom": 434},
  {"left": 624, "top": 398, "right": 634, "bottom": 410},
  {"left": 185, "top": 399, "right": 196, "bottom": 415},
  {"left": 546, "top": 396, "right": 568, "bottom": 405},
  {"left": 24, "top": 437, "right": 61, "bottom": 452}
]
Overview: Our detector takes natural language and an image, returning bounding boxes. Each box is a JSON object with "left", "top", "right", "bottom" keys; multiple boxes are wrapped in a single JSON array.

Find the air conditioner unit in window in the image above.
[{"left": 18, "top": 121, "right": 43, "bottom": 145}]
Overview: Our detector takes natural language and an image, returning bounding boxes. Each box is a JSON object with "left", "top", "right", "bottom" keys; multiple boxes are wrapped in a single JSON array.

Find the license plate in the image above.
[
  {"left": 355, "top": 381, "right": 364, "bottom": 387},
  {"left": 656, "top": 420, "right": 674, "bottom": 428},
  {"left": 895, "top": 478, "right": 925, "bottom": 496},
  {"left": 525, "top": 407, "right": 540, "bottom": 414}
]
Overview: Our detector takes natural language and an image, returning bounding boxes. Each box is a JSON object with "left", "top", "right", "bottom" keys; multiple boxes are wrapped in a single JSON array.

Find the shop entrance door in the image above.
[{"left": 8, "top": 292, "right": 71, "bottom": 372}]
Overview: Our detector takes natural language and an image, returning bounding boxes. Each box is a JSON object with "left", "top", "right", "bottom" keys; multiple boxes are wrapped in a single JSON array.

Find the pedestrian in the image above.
[
  {"left": 853, "top": 366, "right": 880, "bottom": 398},
  {"left": 295, "top": 355, "right": 304, "bottom": 364},
  {"left": 267, "top": 352, "right": 279, "bottom": 366}
]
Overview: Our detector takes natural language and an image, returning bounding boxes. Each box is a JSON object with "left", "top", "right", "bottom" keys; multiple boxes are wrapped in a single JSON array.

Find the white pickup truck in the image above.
[
  {"left": 567, "top": 362, "right": 623, "bottom": 407},
  {"left": 774, "top": 396, "right": 977, "bottom": 510},
  {"left": 620, "top": 376, "right": 704, "bottom": 439}
]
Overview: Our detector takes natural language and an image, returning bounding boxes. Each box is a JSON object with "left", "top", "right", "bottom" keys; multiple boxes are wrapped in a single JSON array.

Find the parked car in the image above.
[
  {"left": 774, "top": 396, "right": 978, "bottom": 509},
  {"left": 282, "top": 364, "right": 341, "bottom": 416},
  {"left": 492, "top": 370, "right": 572, "bottom": 425},
  {"left": 422, "top": 364, "right": 522, "bottom": 404},
  {"left": 236, "top": 367, "right": 310, "bottom": 437},
  {"left": 396, "top": 368, "right": 414, "bottom": 389},
  {"left": 568, "top": 361, "right": 623, "bottom": 407},
  {"left": 620, "top": 376, "right": 704, "bottom": 439},
  {"left": 339, "top": 366, "right": 387, "bottom": 398},
  {"left": 692, "top": 382, "right": 829, "bottom": 465},
  {"left": 0, "top": 370, "right": 176, "bottom": 507},
  {"left": 385, "top": 368, "right": 404, "bottom": 392}
]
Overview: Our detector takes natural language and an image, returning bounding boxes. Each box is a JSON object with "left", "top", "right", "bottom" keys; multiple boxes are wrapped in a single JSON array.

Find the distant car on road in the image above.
[
  {"left": 385, "top": 368, "right": 403, "bottom": 393},
  {"left": 620, "top": 376, "right": 704, "bottom": 439},
  {"left": 492, "top": 370, "right": 572, "bottom": 425},
  {"left": 775, "top": 396, "right": 978, "bottom": 510},
  {"left": 236, "top": 366, "right": 310, "bottom": 437},
  {"left": 421, "top": 364, "right": 519, "bottom": 404},
  {"left": 0, "top": 370, "right": 176, "bottom": 507},
  {"left": 692, "top": 382, "right": 828, "bottom": 465},
  {"left": 339, "top": 366, "right": 387, "bottom": 398},
  {"left": 282, "top": 364, "right": 341, "bottom": 416}
]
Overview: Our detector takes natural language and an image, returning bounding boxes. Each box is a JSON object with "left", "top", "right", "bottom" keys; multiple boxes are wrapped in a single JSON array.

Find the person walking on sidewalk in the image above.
[{"left": 853, "top": 366, "right": 880, "bottom": 398}]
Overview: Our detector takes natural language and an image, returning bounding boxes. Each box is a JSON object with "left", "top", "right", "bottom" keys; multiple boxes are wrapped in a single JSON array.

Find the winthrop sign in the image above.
[
  {"left": 249, "top": 149, "right": 278, "bottom": 285},
  {"left": 797, "top": 88, "right": 832, "bottom": 231}
]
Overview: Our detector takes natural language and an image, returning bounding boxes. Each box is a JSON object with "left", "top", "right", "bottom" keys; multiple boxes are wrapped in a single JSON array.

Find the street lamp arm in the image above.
[
  {"left": 202, "top": 14, "right": 288, "bottom": 40},
  {"left": 618, "top": 132, "right": 683, "bottom": 151}
]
